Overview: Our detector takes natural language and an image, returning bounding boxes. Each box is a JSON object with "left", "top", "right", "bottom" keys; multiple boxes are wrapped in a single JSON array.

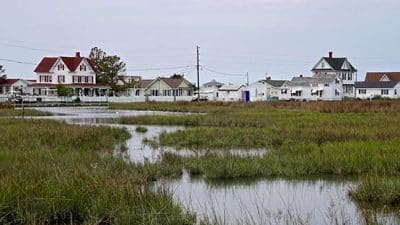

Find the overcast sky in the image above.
[{"left": 1, "top": 0, "right": 399, "bottom": 84}]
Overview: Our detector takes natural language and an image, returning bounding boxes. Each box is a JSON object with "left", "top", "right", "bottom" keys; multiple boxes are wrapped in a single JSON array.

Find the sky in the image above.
[{"left": 1, "top": 0, "right": 399, "bottom": 84}]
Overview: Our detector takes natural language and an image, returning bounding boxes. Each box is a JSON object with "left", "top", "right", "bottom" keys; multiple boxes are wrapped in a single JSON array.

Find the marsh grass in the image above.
[
  {"left": 0, "top": 119, "right": 194, "bottom": 225},
  {"left": 0, "top": 108, "right": 52, "bottom": 117},
  {"left": 135, "top": 126, "right": 148, "bottom": 133}
]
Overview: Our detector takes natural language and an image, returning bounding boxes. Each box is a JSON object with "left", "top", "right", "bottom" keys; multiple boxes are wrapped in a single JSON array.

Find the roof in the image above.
[
  {"left": 34, "top": 55, "right": 94, "bottom": 73},
  {"left": 365, "top": 72, "right": 400, "bottom": 82},
  {"left": 0, "top": 78, "right": 20, "bottom": 85},
  {"left": 219, "top": 84, "right": 243, "bottom": 91},
  {"left": 160, "top": 78, "right": 185, "bottom": 88},
  {"left": 289, "top": 74, "right": 339, "bottom": 87},
  {"left": 355, "top": 81, "right": 399, "bottom": 89},
  {"left": 28, "top": 83, "right": 108, "bottom": 88},
  {"left": 139, "top": 79, "right": 153, "bottom": 88},
  {"left": 265, "top": 80, "right": 287, "bottom": 87},
  {"left": 203, "top": 79, "right": 224, "bottom": 87},
  {"left": 312, "top": 57, "right": 357, "bottom": 72}
]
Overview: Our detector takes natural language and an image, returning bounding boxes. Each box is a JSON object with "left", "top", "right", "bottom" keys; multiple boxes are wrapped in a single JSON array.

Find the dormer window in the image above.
[{"left": 321, "top": 62, "right": 325, "bottom": 69}]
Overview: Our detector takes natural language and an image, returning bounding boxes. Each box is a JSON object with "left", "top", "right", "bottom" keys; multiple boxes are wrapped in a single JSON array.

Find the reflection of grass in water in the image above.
[{"left": 0, "top": 119, "right": 195, "bottom": 225}]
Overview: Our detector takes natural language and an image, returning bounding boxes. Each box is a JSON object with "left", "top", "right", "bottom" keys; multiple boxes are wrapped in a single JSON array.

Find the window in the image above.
[
  {"left": 88, "top": 76, "right": 93, "bottom": 83},
  {"left": 395, "top": 89, "right": 398, "bottom": 95},
  {"left": 58, "top": 75, "right": 65, "bottom": 83},
  {"left": 188, "top": 90, "right": 193, "bottom": 96},
  {"left": 150, "top": 90, "right": 159, "bottom": 96},
  {"left": 135, "top": 90, "right": 140, "bottom": 96},
  {"left": 79, "top": 65, "right": 87, "bottom": 71},
  {"left": 78, "top": 76, "right": 82, "bottom": 83},
  {"left": 335, "top": 89, "right": 340, "bottom": 96},
  {"left": 321, "top": 62, "right": 325, "bottom": 69},
  {"left": 359, "top": 89, "right": 366, "bottom": 94},
  {"left": 335, "top": 78, "right": 340, "bottom": 84},
  {"left": 85, "top": 76, "right": 89, "bottom": 83},
  {"left": 324, "top": 83, "right": 329, "bottom": 87},
  {"left": 40, "top": 75, "right": 52, "bottom": 83},
  {"left": 57, "top": 64, "right": 65, "bottom": 71},
  {"left": 381, "top": 89, "right": 389, "bottom": 95},
  {"left": 281, "top": 89, "right": 288, "bottom": 94},
  {"left": 342, "top": 73, "right": 346, "bottom": 80},
  {"left": 348, "top": 73, "right": 352, "bottom": 81}
]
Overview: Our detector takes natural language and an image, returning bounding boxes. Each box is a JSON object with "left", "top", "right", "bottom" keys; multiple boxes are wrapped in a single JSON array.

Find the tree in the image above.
[
  {"left": 0, "top": 65, "right": 6, "bottom": 83},
  {"left": 56, "top": 84, "right": 73, "bottom": 97},
  {"left": 89, "top": 47, "right": 127, "bottom": 92}
]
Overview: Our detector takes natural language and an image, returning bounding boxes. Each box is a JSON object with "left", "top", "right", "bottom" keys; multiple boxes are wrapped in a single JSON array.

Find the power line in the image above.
[
  {"left": 0, "top": 42, "right": 68, "bottom": 54},
  {"left": 126, "top": 65, "right": 195, "bottom": 72},
  {"left": 201, "top": 66, "right": 246, "bottom": 77},
  {"left": 0, "top": 58, "right": 36, "bottom": 65}
]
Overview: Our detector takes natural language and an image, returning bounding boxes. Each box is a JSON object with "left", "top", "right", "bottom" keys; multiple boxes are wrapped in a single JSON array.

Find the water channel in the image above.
[{"left": 33, "top": 107, "right": 399, "bottom": 225}]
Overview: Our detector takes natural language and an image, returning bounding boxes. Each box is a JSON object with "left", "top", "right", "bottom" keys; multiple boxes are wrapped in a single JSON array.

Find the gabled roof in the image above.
[
  {"left": 139, "top": 79, "right": 153, "bottom": 88},
  {"left": 203, "top": 79, "right": 224, "bottom": 87},
  {"left": 0, "top": 78, "right": 20, "bottom": 85},
  {"left": 34, "top": 53, "right": 94, "bottom": 73},
  {"left": 34, "top": 57, "right": 58, "bottom": 73},
  {"left": 265, "top": 80, "right": 288, "bottom": 87},
  {"left": 219, "top": 84, "right": 244, "bottom": 91},
  {"left": 365, "top": 72, "right": 400, "bottom": 82},
  {"left": 290, "top": 74, "right": 339, "bottom": 87},
  {"left": 312, "top": 57, "right": 357, "bottom": 72},
  {"left": 355, "top": 81, "right": 399, "bottom": 89}
]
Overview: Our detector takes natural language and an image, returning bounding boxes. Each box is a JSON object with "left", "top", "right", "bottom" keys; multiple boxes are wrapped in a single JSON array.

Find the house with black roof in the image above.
[
  {"left": 355, "top": 72, "right": 400, "bottom": 99},
  {"left": 311, "top": 52, "right": 357, "bottom": 98}
]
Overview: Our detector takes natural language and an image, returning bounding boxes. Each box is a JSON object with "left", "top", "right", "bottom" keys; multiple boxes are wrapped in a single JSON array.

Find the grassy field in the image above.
[{"left": 0, "top": 119, "right": 194, "bottom": 225}]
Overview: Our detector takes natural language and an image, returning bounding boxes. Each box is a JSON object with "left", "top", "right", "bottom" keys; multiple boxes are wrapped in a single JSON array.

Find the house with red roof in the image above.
[
  {"left": 31, "top": 52, "right": 108, "bottom": 96},
  {"left": 0, "top": 76, "right": 33, "bottom": 95},
  {"left": 354, "top": 72, "right": 400, "bottom": 99}
]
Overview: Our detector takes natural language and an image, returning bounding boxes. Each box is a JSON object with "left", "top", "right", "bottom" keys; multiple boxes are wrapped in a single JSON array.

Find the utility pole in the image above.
[
  {"left": 246, "top": 72, "right": 249, "bottom": 86},
  {"left": 196, "top": 46, "right": 200, "bottom": 101}
]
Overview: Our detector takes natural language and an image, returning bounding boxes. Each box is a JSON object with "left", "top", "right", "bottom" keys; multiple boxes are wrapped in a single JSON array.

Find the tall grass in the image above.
[
  {"left": 0, "top": 119, "right": 194, "bottom": 225},
  {"left": 0, "top": 108, "right": 52, "bottom": 117},
  {"left": 111, "top": 100, "right": 400, "bottom": 113}
]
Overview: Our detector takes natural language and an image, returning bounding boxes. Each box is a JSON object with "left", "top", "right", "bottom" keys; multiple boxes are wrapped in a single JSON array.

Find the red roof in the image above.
[
  {"left": 0, "top": 78, "right": 20, "bottom": 85},
  {"left": 34, "top": 54, "right": 94, "bottom": 73},
  {"left": 34, "top": 57, "right": 58, "bottom": 73},
  {"left": 28, "top": 83, "right": 108, "bottom": 88},
  {"left": 365, "top": 72, "right": 400, "bottom": 81}
]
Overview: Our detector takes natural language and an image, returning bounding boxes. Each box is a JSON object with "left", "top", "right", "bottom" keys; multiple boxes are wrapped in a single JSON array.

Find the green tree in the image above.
[
  {"left": 56, "top": 84, "right": 73, "bottom": 97},
  {"left": 89, "top": 47, "right": 127, "bottom": 92}
]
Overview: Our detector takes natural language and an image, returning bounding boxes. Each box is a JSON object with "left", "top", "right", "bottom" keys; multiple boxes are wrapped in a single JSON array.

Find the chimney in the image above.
[
  {"left": 299, "top": 74, "right": 303, "bottom": 78},
  {"left": 266, "top": 76, "right": 271, "bottom": 80},
  {"left": 329, "top": 51, "right": 333, "bottom": 59},
  {"left": 75, "top": 52, "right": 81, "bottom": 58}
]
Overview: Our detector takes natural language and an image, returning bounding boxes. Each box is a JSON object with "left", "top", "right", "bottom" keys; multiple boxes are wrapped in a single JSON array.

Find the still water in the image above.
[{"left": 34, "top": 107, "right": 398, "bottom": 225}]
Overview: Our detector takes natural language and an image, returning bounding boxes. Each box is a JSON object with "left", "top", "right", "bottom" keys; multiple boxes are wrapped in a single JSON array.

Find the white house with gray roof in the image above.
[
  {"left": 288, "top": 74, "right": 343, "bottom": 101},
  {"left": 355, "top": 81, "right": 400, "bottom": 99},
  {"left": 312, "top": 52, "right": 357, "bottom": 98},
  {"left": 217, "top": 84, "right": 245, "bottom": 102},
  {"left": 245, "top": 78, "right": 289, "bottom": 102}
]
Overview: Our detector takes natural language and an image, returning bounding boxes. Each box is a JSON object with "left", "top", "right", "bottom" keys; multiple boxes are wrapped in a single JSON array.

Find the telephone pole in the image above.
[
  {"left": 196, "top": 46, "right": 200, "bottom": 101},
  {"left": 246, "top": 72, "right": 249, "bottom": 86}
]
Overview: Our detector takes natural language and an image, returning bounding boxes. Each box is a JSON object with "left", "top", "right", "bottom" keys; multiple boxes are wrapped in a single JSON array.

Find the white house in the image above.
[
  {"left": 197, "top": 79, "right": 224, "bottom": 101},
  {"left": 245, "top": 78, "right": 289, "bottom": 102},
  {"left": 217, "top": 84, "right": 245, "bottom": 102},
  {"left": 128, "top": 75, "right": 194, "bottom": 101},
  {"left": 30, "top": 52, "right": 108, "bottom": 96},
  {"left": 355, "top": 81, "right": 400, "bottom": 99},
  {"left": 0, "top": 77, "right": 33, "bottom": 95},
  {"left": 288, "top": 74, "right": 343, "bottom": 101},
  {"left": 311, "top": 52, "right": 357, "bottom": 98}
]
